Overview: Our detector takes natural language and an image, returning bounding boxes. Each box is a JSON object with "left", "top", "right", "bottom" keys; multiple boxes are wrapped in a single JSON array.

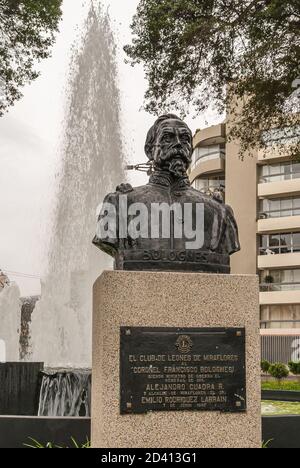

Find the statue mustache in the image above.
[{"left": 163, "top": 147, "right": 190, "bottom": 161}]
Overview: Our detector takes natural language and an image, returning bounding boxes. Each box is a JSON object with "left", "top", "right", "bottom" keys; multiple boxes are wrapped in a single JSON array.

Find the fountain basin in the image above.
[{"left": 0, "top": 362, "right": 43, "bottom": 416}]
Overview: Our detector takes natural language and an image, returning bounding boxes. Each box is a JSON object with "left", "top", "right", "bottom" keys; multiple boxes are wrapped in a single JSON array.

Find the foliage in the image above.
[
  {"left": 0, "top": 0, "right": 63, "bottom": 116},
  {"left": 288, "top": 361, "right": 300, "bottom": 375},
  {"left": 264, "top": 275, "right": 274, "bottom": 284},
  {"left": 261, "top": 360, "right": 271, "bottom": 373},
  {"left": 262, "top": 379, "right": 300, "bottom": 391},
  {"left": 262, "top": 380, "right": 300, "bottom": 391},
  {"left": 268, "top": 363, "right": 289, "bottom": 382},
  {"left": 262, "top": 439, "right": 273, "bottom": 448},
  {"left": 125, "top": 0, "right": 300, "bottom": 159},
  {"left": 24, "top": 437, "right": 91, "bottom": 449}
]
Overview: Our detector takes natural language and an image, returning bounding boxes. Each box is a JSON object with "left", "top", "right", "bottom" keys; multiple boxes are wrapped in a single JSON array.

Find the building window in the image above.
[
  {"left": 259, "top": 196, "right": 300, "bottom": 219},
  {"left": 259, "top": 231, "right": 300, "bottom": 255},
  {"left": 192, "top": 175, "right": 225, "bottom": 193},
  {"left": 260, "top": 269, "right": 300, "bottom": 291},
  {"left": 191, "top": 144, "right": 225, "bottom": 169},
  {"left": 260, "top": 304, "right": 300, "bottom": 329},
  {"left": 259, "top": 161, "right": 300, "bottom": 183}
]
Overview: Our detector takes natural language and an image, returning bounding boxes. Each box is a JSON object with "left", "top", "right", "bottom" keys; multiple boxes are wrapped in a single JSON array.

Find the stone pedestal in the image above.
[{"left": 92, "top": 271, "right": 261, "bottom": 448}]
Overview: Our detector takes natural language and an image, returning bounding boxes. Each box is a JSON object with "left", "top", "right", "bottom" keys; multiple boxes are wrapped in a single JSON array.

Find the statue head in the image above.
[{"left": 144, "top": 114, "right": 193, "bottom": 177}]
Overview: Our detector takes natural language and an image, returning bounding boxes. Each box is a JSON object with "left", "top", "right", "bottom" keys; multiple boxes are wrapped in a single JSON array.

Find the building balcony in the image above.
[
  {"left": 193, "top": 123, "right": 226, "bottom": 148},
  {"left": 189, "top": 158, "right": 225, "bottom": 184},
  {"left": 260, "top": 328, "right": 300, "bottom": 335},
  {"left": 260, "top": 290, "right": 300, "bottom": 305},
  {"left": 258, "top": 215, "right": 300, "bottom": 234},
  {"left": 258, "top": 178, "right": 300, "bottom": 198},
  {"left": 258, "top": 252, "right": 300, "bottom": 270}
]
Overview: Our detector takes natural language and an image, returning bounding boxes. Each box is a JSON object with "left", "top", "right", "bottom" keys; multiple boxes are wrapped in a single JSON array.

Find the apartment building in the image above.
[{"left": 190, "top": 121, "right": 300, "bottom": 331}]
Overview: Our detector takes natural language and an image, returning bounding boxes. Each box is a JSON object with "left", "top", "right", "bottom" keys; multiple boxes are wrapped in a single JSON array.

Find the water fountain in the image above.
[
  {"left": 30, "top": 3, "right": 125, "bottom": 373},
  {"left": 1, "top": 3, "right": 126, "bottom": 417},
  {"left": 38, "top": 368, "right": 91, "bottom": 417},
  {"left": 20, "top": 295, "right": 40, "bottom": 361},
  {"left": 0, "top": 283, "right": 21, "bottom": 362},
  {"left": 0, "top": 283, "right": 43, "bottom": 416},
  {"left": 0, "top": 2, "right": 124, "bottom": 420}
]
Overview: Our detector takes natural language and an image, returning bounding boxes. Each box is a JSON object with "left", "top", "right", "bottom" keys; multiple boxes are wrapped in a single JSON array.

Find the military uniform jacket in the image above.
[{"left": 93, "top": 171, "right": 240, "bottom": 273}]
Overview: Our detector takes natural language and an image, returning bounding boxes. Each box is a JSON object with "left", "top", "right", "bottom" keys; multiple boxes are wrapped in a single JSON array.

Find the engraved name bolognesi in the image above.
[{"left": 120, "top": 327, "right": 246, "bottom": 414}]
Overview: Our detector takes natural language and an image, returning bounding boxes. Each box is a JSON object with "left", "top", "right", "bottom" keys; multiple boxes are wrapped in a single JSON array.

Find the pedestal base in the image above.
[{"left": 92, "top": 271, "right": 261, "bottom": 448}]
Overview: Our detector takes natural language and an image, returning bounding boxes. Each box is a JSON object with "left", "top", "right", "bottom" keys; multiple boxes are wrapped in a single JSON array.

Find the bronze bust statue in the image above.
[{"left": 93, "top": 114, "right": 240, "bottom": 273}]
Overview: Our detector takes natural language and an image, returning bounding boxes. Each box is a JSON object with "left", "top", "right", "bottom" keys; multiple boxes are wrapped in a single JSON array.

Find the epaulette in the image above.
[
  {"left": 116, "top": 183, "right": 134, "bottom": 194},
  {"left": 212, "top": 191, "right": 224, "bottom": 204}
]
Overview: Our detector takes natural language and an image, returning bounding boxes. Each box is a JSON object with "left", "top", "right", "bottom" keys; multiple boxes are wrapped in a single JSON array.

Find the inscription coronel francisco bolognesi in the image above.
[{"left": 120, "top": 327, "right": 246, "bottom": 415}]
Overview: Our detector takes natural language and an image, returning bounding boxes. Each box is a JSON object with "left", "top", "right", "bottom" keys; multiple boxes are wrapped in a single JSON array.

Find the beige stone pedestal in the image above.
[{"left": 92, "top": 271, "right": 261, "bottom": 448}]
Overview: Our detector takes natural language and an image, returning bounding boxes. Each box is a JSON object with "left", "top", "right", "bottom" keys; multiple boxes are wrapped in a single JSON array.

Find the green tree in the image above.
[
  {"left": 125, "top": 0, "right": 300, "bottom": 158},
  {"left": 269, "top": 363, "right": 289, "bottom": 384},
  {"left": 261, "top": 360, "right": 271, "bottom": 373},
  {"left": 288, "top": 361, "right": 300, "bottom": 375},
  {"left": 0, "top": 0, "right": 63, "bottom": 116}
]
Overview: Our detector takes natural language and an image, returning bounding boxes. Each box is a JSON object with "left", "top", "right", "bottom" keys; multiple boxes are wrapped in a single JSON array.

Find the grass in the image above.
[
  {"left": 24, "top": 437, "right": 91, "bottom": 449},
  {"left": 262, "top": 401, "right": 300, "bottom": 416},
  {"left": 262, "top": 381, "right": 300, "bottom": 391},
  {"left": 262, "top": 439, "right": 273, "bottom": 449}
]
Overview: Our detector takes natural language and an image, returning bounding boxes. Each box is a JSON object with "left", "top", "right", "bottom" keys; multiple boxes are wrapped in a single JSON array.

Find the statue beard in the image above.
[
  {"left": 156, "top": 148, "right": 190, "bottom": 178},
  {"left": 167, "top": 158, "right": 188, "bottom": 177}
]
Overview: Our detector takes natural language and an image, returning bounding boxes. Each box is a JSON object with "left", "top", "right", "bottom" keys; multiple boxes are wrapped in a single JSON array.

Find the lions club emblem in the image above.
[{"left": 175, "top": 335, "right": 193, "bottom": 354}]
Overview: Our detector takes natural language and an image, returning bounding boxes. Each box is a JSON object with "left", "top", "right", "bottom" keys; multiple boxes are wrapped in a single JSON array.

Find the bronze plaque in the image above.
[{"left": 120, "top": 327, "right": 246, "bottom": 414}]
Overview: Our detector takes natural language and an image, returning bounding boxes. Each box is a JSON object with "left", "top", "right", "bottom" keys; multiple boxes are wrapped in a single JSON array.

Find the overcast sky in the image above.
[{"left": 0, "top": 0, "right": 220, "bottom": 296}]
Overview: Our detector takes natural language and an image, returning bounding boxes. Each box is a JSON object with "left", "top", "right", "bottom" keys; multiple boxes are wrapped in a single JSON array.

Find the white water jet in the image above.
[
  {"left": 38, "top": 369, "right": 91, "bottom": 417},
  {"left": 31, "top": 3, "right": 125, "bottom": 367},
  {"left": 0, "top": 283, "right": 21, "bottom": 361}
]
